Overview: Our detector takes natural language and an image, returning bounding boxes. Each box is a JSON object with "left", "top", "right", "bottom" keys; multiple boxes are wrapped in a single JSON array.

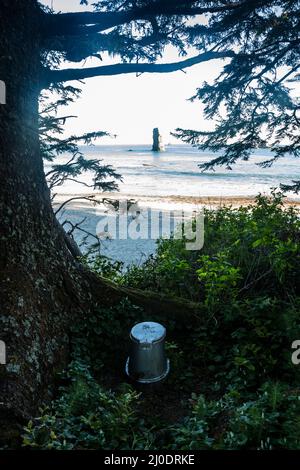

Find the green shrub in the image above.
[
  {"left": 71, "top": 299, "right": 144, "bottom": 372},
  {"left": 23, "top": 361, "right": 153, "bottom": 450},
  {"left": 170, "top": 383, "right": 300, "bottom": 450}
]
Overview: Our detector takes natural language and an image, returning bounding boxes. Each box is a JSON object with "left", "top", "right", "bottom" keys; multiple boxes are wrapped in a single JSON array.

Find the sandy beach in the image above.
[
  {"left": 54, "top": 191, "right": 300, "bottom": 267},
  {"left": 55, "top": 191, "right": 300, "bottom": 211},
  {"left": 51, "top": 144, "right": 300, "bottom": 265}
]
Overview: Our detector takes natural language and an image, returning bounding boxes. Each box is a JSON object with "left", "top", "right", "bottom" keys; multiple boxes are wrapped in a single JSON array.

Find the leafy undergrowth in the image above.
[{"left": 23, "top": 192, "right": 300, "bottom": 450}]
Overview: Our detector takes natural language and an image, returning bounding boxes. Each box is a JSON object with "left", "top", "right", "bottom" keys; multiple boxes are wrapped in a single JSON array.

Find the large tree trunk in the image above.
[
  {"left": 0, "top": 0, "right": 93, "bottom": 429},
  {"left": 0, "top": 0, "right": 201, "bottom": 439}
]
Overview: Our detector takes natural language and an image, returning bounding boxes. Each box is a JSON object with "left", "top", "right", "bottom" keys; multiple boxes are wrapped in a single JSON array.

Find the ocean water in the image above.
[
  {"left": 51, "top": 144, "right": 300, "bottom": 200},
  {"left": 52, "top": 144, "right": 300, "bottom": 265}
]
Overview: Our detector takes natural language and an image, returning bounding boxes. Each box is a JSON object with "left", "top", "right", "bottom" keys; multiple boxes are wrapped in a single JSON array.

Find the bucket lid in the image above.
[{"left": 130, "top": 321, "right": 166, "bottom": 344}]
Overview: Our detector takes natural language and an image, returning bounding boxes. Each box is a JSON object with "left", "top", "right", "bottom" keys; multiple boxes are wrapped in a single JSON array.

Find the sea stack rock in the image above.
[{"left": 152, "top": 128, "right": 165, "bottom": 152}]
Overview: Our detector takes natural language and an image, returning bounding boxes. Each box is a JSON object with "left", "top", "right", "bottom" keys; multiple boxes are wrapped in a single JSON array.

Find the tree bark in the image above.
[{"left": 0, "top": 0, "right": 100, "bottom": 428}]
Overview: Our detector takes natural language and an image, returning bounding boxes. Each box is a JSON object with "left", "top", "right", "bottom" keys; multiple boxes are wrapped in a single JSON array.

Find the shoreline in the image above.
[
  {"left": 54, "top": 192, "right": 300, "bottom": 266},
  {"left": 54, "top": 192, "right": 300, "bottom": 211}
]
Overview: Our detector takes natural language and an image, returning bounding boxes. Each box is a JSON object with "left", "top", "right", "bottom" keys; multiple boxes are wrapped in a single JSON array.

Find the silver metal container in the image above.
[{"left": 125, "top": 321, "right": 170, "bottom": 384}]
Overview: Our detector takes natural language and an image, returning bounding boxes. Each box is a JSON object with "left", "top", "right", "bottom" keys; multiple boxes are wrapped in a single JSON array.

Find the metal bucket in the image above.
[{"left": 125, "top": 321, "right": 170, "bottom": 384}]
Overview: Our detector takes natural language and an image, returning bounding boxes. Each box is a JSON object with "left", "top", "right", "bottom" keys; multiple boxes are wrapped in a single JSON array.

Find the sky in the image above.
[{"left": 40, "top": 0, "right": 224, "bottom": 145}]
